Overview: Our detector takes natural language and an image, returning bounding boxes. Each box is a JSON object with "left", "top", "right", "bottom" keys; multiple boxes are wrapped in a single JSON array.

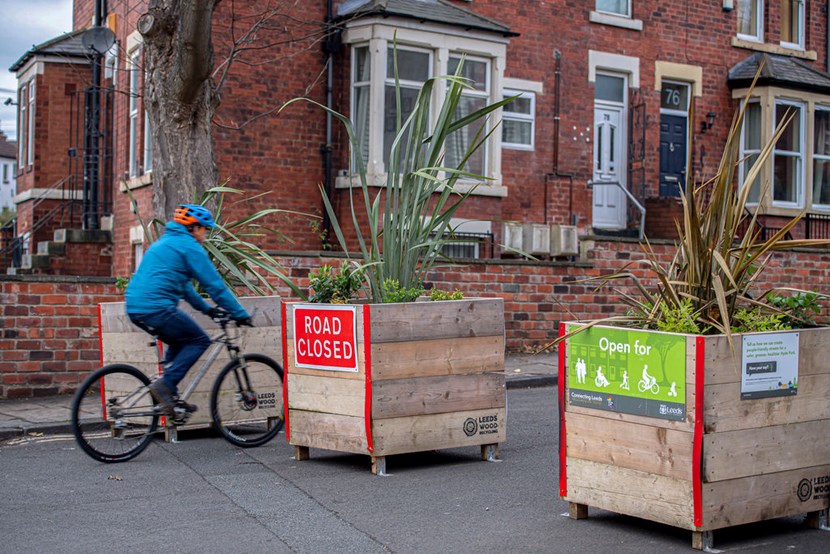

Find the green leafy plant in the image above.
[
  {"left": 127, "top": 184, "right": 309, "bottom": 299},
  {"left": 765, "top": 291, "right": 822, "bottom": 328},
  {"left": 282, "top": 45, "right": 515, "bottom": 303},
  {"left": 308, "top": 262, "right": 365, "bottom": 304},
  {"left": 548, "top": 68, "right": 829, "bottom": 349},
  {"left": 114, "top": 276, "right": 130, "bottom": 291},
  {"left": 382, "top": 279, "right": 425, "bottom": 303},
  {"left": 429, "top": 288, "right": 464, "bottom": 301},
  {"left": 654, "top": 298, "right": 706, "bottom": 334},
  {"left": 730, "top": 308, "right": 789, "bottom": 333}
]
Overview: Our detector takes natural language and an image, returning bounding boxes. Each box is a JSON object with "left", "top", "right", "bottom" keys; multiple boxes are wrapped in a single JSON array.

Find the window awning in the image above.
[
  {"left": 336, "top": 0, "right": 518, "bottom": 37},
  {"left": 728, "top": 52, "right": 830, "bottom": 95}
]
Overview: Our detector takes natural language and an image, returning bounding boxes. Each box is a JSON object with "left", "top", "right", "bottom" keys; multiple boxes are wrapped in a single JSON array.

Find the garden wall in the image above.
[{"left": 3, "top": 238, "right": 830, "bottom": 399}]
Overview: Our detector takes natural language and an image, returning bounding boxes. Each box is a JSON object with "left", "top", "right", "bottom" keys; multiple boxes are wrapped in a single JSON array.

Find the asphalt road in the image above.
[{"left": 1, "top": 388, "right": 826, "bottom": 553}]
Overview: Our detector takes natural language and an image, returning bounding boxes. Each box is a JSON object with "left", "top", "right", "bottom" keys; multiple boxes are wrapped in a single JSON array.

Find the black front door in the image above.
[{"left": 659, "top": 114, "right": 687, "bottom": 197}]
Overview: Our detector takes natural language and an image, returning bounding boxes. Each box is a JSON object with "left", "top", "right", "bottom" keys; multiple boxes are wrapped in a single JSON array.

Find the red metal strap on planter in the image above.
[
  {"left": 97, "top": 304, "right": 107, "bottom": 418},
  {"left": 558, "top": 322, "right": 567, "bottom": 498},
  {"left": 363, "top": 305, "right": 374, "bottom": 454},
  {"left": 693, "top": 335, "right": 705, "bottom": 527},
  {"left": 281, "top": 301, "right": 290, "bottom": 441}
]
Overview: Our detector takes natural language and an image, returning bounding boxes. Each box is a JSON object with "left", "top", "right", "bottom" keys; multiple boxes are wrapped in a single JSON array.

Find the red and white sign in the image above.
[{"left": 292, "top": 304, "right": 358, "bottom": 372}]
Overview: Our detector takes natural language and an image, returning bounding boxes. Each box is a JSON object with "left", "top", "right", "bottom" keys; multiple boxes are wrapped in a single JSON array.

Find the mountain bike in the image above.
[{"left": 70, "top": 311, "right": 284, "bottom": 463}]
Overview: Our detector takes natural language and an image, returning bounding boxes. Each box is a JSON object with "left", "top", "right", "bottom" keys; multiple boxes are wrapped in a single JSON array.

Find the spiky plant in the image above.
[
  {"left": 551, "top": 70, "right": 829, "bottom": 347},
  {"left": 282, "top": 49, "right": 515, "bottom": 302}
]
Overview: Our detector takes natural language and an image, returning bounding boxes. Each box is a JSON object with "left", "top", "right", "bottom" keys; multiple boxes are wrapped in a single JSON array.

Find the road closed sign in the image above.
[{"left": 292, "top": 304, "right": 358, "bottom": 372}]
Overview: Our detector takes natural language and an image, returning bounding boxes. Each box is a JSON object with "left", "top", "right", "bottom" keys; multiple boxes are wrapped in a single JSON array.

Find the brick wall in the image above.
[
  {"left": 0, "top": 276, "right": 121, "bottom": 399},
  {"left": 3, "top": 238, "right": 830, "bottom": 398}
]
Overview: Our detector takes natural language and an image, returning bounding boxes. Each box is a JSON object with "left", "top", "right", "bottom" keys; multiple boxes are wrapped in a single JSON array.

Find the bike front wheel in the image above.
[
  {"left": 71, "top": 364, "right": 159, "bottom": 463},
  {"left": 211, "top": 354, "right": 284, "bottom": 448}
]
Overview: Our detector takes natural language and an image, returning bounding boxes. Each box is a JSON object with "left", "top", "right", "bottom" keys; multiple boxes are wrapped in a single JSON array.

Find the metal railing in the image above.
[
  {"left": 431, "top": 231, "right": 496, "bottom": 259},
  {"left": 587, "top": 180, "right": 646, "bottom": 240}
]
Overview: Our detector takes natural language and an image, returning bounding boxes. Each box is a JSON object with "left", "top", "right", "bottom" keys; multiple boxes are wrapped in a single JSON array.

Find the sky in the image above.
[{"left": 0, "top": 0, "right": 74, "bottom": 142}]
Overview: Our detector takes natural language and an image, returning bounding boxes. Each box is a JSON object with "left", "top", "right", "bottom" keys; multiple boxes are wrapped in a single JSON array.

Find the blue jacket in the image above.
[{"left": 125, "top": 222, "right": 249, "bottom": 320}]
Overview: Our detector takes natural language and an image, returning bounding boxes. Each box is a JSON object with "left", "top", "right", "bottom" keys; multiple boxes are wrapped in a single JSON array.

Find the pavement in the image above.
[{"left": 0, "top": 352, "right": 557, "bottom": 441}]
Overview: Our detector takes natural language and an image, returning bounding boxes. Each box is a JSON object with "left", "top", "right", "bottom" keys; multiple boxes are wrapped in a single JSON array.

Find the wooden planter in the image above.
[
  {"left": 559, "top": 324, "right": 830, "bottom": 549},
  {"left": 281, "top": 298, "right": 506, "bottom": 474},
  {"left": 98, "top": 297, "right": 282, "bottom": 440}
]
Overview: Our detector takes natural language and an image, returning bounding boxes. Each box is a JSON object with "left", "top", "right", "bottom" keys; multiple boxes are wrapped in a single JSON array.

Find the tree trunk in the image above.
[{"left": 139, "top": 0, "right": 219, "bottom": 220}]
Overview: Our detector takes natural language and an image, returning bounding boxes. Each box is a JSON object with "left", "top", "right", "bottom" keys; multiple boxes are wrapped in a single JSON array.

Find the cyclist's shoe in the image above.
[
  {"left": 170, "top": 399, "right": 197, "bottom": 425},
  {"left": 174, "top": 397, "right": 198, "bottom": 414},
  {"left": 148, "top": 378, "right": 177, "bottom": 416}
]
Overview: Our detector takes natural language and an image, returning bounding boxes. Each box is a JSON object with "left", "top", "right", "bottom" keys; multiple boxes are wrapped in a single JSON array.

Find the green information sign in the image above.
[{"left": 567, "top": 326, "right": 687, "bottom": 420}]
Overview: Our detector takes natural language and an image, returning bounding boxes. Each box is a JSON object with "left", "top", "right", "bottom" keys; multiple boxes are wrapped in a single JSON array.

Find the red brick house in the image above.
[{"left": 6, "top": 0, "right": 830, "bottom": 274}]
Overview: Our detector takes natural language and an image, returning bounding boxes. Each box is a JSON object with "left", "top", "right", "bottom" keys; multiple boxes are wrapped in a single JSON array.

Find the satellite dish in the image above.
[{"left": 82, "top": 27, "right": 116, "bottom": 54}]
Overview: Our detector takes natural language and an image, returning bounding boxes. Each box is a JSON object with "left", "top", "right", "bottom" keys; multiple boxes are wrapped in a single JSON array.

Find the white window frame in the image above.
[
  {"left": 771, "top": 98, "right": 806, "bottom": 209},
  {"left": 128, "top": 49, "right": 140, "bottom": 178},
  {"left": 780, "top": 0, "right": 805, "bottom": 50},
  {"left": 812, "top": 105, "right": 830, "bottom": 210},
  {"left": 595, "top": 0, "right": 631, "bottom": 18},
  {"left": 143, "top": 110, "right": 153, "bottom": 174},
  {"left": 501, "top": 88, "right": 535, "bottom": 150},
  {"left": 351, "top": 45, "right": 371, "bottom": 172},
  {"left": 104, "top": 43, "right": 118, "bottom": 85},
  {"left": 446, "top": 53, "right": 491, "bottom": 177},
  {"left": 736, "top": 0, "right": 764, "bottom": 43},
  {"left": 383, "top": 45, "right": 433, "bottom": 171},
  {"left": 17, "top": 86, "right": 25, "bottom": 167},
  {"left": 27, "top": 80, "right": 35, "bottom": 167},
  {"left": 143, "top": 66, "right": 153, "bottom": 174},
  {"left": 739, "top": 98, "right": 762, "bottom": 204}
]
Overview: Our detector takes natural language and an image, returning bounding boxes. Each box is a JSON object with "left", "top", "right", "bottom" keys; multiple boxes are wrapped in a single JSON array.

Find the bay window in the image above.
[{"left": 343, "top": 23, "right": 507, "bottom": 196}]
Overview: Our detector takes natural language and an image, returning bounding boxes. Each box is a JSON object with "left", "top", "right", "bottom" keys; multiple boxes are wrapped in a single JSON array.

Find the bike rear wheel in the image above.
[
  {"left": 71, "top": 364, "right": 159, "bottom": 463},
  {"left": 211, "top": 354, "right": 284, "bottom": 448}
]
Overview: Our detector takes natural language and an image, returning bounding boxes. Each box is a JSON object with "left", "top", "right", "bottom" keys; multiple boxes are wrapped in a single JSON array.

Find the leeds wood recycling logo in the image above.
[{"left": 463, "top": 415, "right": 499, "bottom": 437}]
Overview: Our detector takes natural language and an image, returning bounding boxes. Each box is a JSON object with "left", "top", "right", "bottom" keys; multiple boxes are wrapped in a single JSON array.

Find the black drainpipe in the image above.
[
  {"left": 320, "top": 0, "right": 336, "bottom": 248},
  {"left": 547, "top": 50, "right": 576, "bottom": 226}
]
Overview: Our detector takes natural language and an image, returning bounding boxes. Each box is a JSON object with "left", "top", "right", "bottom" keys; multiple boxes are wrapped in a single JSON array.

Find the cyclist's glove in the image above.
[
  {"left": 206, "top": 307, "right": 228, "bottom": 320},
  {"left": 235, "top": 316, "right": 254, "bottom": 327}
]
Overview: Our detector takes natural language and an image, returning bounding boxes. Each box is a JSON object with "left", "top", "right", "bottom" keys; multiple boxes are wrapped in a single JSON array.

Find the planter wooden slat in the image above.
[
  {"left": 288, "top": 410, "right": 368, "bottom": 453},
  {"left": 704, "top": 420, "right": 830, "bottom": 481},
  {"left": 703, "top": 463, "right": 830, "bottom": 529},
  {"left": 367, "top": 300, "right": 505, "bottom": 343},
  {"left": 565, "top": 412, "right": 693, "bottom": 480},
  {"left": 565, "top": 458, "right": 695, "bottom": 529},
  {"left": 286, "top": 373, "right": 365, "bottom": 417},
  {"left": 703, "top": 374, "right": 830, "bottom": 433},
  {"left": 284, "top": 298, "right": 505, "bottom": 474},
  {"left": 372, "top": 407, "right": 506, "bottom": 457},
  {"left": 561, "top": 325, "right": 830, "bottom": 548},
  {"left": 370, "top": 335, "right": 504, "bottom": 379},
  {"left": 372, "top": 373, "right": 506, "bottom": 419}
]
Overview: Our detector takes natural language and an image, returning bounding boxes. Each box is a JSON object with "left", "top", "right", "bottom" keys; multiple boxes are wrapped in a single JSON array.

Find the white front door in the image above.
[{"left": 592, "top": 105, "right": 626, "bottom": 229}]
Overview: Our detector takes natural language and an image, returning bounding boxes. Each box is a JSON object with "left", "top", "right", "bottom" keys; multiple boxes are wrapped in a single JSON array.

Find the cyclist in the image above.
[{"left": 125, "top": 204, "right": 251, "bottom": 416}]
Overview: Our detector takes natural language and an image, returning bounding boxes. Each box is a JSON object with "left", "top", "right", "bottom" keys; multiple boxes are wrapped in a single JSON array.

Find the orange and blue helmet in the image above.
[{"left": 173, "top": 204, "right": 215, "bottom": 228}]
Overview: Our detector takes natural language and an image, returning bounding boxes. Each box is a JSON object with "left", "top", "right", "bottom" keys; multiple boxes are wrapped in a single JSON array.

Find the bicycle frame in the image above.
[{"left": 176, "top": 322, "right": 242, "bottom": 402}]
